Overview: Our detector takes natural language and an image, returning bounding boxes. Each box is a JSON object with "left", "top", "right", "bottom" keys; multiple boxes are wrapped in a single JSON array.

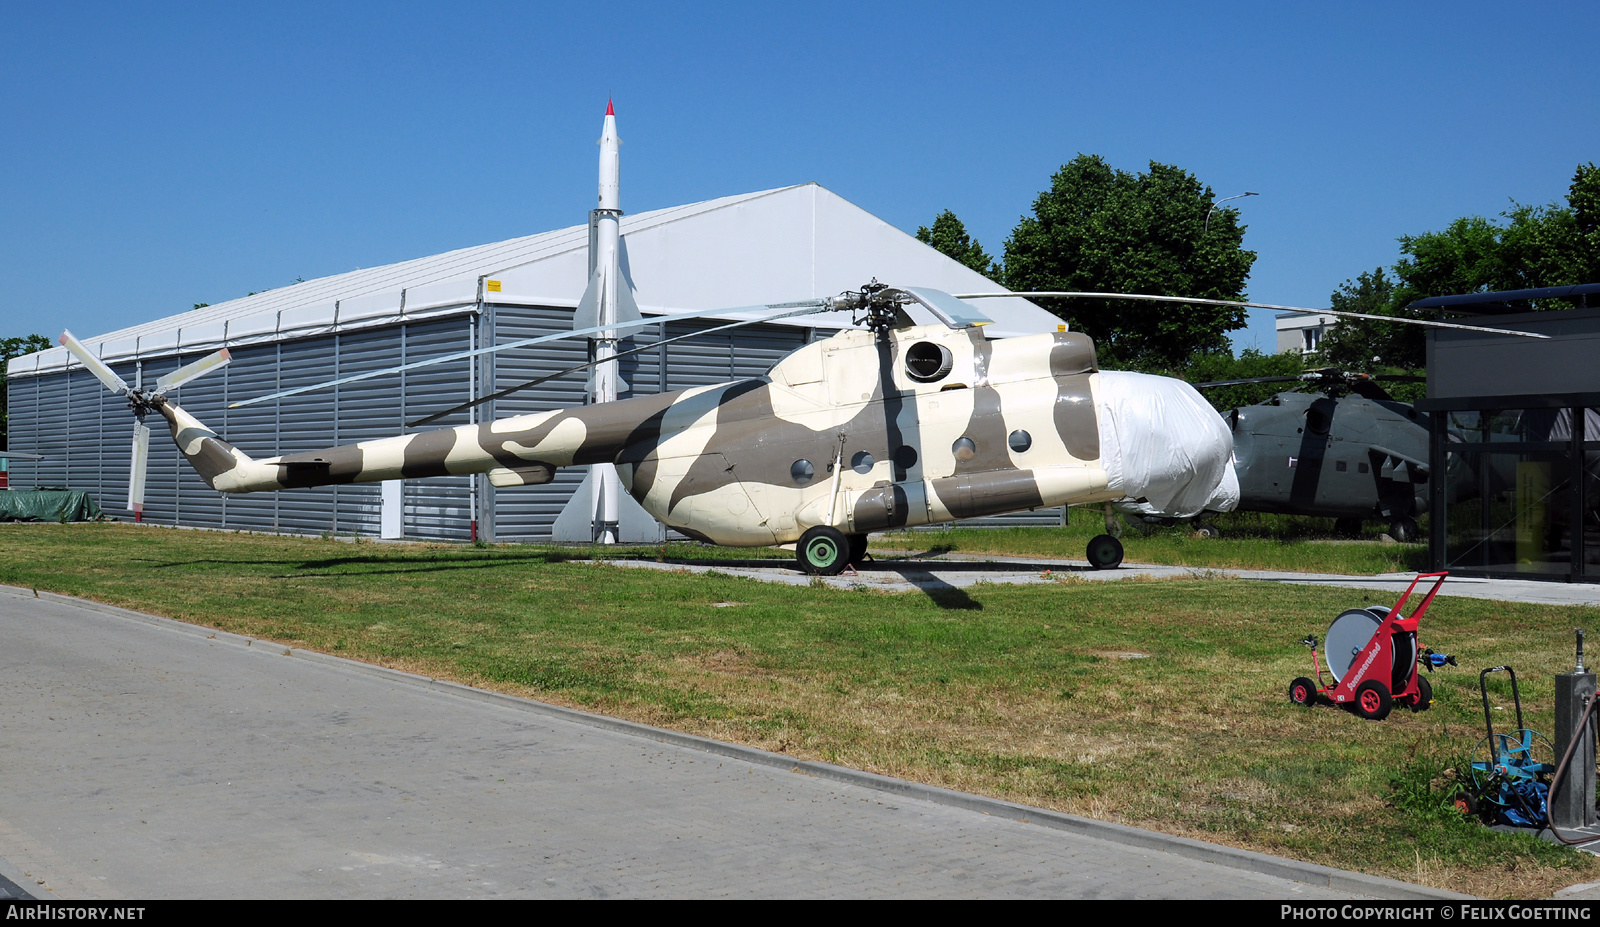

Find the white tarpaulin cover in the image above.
[{"left": 1095, "top": 371, "right": 1240, "bottom": 518}]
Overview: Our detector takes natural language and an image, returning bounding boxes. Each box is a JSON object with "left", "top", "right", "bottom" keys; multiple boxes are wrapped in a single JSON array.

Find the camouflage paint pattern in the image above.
[{"left": 156, "top": 322, "right": 1128, "bottom": 545}]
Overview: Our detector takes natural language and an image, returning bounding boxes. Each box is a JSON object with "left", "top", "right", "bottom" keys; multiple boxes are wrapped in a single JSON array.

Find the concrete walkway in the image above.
[
  {"left": 0, "top": 586, "right": 1456, "bottom": 899},
  {"left": 610, "top": 550, "right": 1600, "bottom": 608}
]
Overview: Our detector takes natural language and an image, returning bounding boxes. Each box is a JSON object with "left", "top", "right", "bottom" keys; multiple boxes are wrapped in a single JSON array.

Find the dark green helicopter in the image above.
[{"left": 1157, "top": 369, "right": 1433, "bottom": 540}]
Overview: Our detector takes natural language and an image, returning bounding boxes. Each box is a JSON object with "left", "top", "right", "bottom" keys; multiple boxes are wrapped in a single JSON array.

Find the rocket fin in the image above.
[
  {"left": 615, "top": 274, "right": 642, "bottom": 325},
  {"left": 572, "top": 267, "right": 642, "bottom": 329},
  {"left": 573, "top": 267, "right": 603, "bottom": 331}
]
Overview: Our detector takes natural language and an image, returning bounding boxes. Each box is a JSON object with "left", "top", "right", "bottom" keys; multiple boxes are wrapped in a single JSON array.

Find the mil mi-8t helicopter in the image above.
[
  {"left": 60, "top": 283, "right": 1241, "bottom": 574},
  {"left": 55, "top": 107, "right": 1548, "bottom": 575},
  {"left": 60, "top": 287, "right": 1544, "bottom": 575}
]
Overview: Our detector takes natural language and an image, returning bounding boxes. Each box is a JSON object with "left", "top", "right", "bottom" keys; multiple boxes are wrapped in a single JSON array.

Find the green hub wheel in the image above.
[{"left": 798, "top": 526, "right": 849, "bottom": 576}]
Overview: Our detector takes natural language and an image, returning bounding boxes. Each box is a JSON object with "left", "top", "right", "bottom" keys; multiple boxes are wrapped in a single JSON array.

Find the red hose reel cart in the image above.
[{"left": 1288, "top": 572, "right": 1452, "bottom": 720}]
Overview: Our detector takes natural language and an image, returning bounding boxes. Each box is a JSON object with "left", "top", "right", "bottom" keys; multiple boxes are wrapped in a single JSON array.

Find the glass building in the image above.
[{"left": 1418, "top": 285, "right": 1600, "bottom": 581}]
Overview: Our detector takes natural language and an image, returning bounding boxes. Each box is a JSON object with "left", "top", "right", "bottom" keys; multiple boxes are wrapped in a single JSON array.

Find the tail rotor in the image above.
[{"left": 58, "top": 331, "right": 231, "bottom": 521}]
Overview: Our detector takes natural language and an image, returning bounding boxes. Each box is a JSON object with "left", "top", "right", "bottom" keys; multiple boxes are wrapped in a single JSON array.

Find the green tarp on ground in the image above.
[{"left": 0, "top": 490, "right": 107, "bottom": 522}]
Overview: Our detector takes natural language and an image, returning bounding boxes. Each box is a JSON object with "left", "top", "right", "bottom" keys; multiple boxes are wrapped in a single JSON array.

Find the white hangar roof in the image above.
[{"left": 13, "top": 183, "right": 1058, "bottom": 376}]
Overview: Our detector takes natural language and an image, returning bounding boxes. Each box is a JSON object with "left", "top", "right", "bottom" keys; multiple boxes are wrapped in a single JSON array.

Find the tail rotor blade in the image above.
[
  {"left": 128, "top": 423, "right": 150, "bottom": 519},
  {"left": 155, "top": 348, "right": 232, "bottom": 394},
  {"left": 59, "top": 330, "right": 130, "bottom": 394}
]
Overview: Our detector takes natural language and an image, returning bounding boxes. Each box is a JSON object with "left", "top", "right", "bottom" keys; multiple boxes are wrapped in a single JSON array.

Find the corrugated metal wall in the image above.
[
  {"left": 6, "top": 314, "right": 478, "bottom": 540},
  {"left": 6, "top": 306, "right": 1064, "bottom": 539}
]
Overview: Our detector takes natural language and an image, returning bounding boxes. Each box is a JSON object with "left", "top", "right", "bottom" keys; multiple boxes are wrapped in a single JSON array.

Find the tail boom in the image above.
[{"left": 157, "top": 388, "right": 692, "bottom": 494}]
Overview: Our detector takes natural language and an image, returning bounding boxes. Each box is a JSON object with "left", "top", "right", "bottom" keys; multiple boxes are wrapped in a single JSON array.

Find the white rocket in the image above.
[{"left": 570, "top": 99, "right": 640, "bottom": 544}]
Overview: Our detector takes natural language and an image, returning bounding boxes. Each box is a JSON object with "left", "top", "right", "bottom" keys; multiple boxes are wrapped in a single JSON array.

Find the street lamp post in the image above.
[{"left": 1204, "top": 191, "right": 1258, "bottom": 234}]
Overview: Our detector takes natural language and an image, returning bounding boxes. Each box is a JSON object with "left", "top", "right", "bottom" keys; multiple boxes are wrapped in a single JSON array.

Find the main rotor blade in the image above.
[
  {"left": 155, "top": 348, "right": 232, "bottom": 394},
  {"left": 229, "top": 301, "right": 832, "bottom": 409},
  {"left": 953, "top": 292, "right": 1551, "bottom": 340},
  {"left": 403, "top": 308, "right": 829, "bottom": 428},
  {"left": 59, "top": 330, "right": 131, "bottom": 394},
  {"left": 1194, "top": 376, "right": 1304, "bottom": 388},
  {"left": 128, "top": 422, "right": 150, "bottom": 515}
]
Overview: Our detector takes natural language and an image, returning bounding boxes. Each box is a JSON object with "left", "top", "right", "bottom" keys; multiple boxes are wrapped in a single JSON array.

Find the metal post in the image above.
[
  {"left": 1431, "top": 410, "right": 1448, "bottom": 571},
  {"left": 1554, "top": 628, "right": 1597, "bottom": 830},
  {"left": 1574, "top": 405, "right": 1586, "bottom": 581}
]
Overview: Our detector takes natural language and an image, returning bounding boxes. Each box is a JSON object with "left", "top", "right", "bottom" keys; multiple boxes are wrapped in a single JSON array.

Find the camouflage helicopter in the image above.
[
  {"left": 59, "top": 285, "right": 1235, "bottom": 575},
  {"left": 60, "top": 285, "right": 1544, "bottom": 576}
]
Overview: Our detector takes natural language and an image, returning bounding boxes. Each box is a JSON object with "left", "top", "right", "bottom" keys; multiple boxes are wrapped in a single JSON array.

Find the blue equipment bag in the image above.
[{"left": 1498, "top": 781, "right": 1549, "bottom": 828}]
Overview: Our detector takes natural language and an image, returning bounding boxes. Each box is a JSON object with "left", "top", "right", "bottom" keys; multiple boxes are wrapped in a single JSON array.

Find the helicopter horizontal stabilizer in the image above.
[{"left": 487, "top": 464, "right": 556, "bottom": 487}]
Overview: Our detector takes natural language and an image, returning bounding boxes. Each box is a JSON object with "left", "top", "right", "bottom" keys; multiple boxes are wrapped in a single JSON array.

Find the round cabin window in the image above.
[
  {"left": 851, "top": 451, "right": 875, "bottom": 474},
  {"left": 952, "top": 437, "right": 977, "bottom": 462},
  {"left": 905, "top": 342, "right": 954, "bottom": 382},
  {"left": 1008, "top": 430, "right": 1032, "bottom": 453},
  {"left": 791, "top": 459, "right": 815, "bottom": 485}
]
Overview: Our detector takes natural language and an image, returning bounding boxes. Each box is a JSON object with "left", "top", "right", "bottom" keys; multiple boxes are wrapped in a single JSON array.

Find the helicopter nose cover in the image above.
[{"left": 1095, "top": 371, "right": 1240, "bottom": 518}]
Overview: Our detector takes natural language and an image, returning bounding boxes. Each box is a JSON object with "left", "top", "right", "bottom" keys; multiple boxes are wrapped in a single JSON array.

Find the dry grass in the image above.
[{"left": 2, "top": 523, "right": 1597, "bottom": 897}]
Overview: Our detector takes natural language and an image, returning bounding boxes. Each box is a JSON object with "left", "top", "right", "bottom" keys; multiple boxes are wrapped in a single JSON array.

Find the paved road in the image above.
[{"left": 0, "top": 586, "right": 1440, "bottom": 900}]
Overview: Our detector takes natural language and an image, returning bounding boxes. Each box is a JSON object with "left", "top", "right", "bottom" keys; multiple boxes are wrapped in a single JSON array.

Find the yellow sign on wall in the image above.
[
  {"left": 1515, "top": 460, "right": 1550, "bottom": 568},
  {"left": 486, "top": 279, "right": 502, "bottom": 293}
]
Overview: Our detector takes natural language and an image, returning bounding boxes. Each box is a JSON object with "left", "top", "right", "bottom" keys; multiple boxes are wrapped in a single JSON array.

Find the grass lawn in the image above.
[
  {"left": 875, "top": 506, "right": 1431, "bottom": 575},
  {"left": 3, "top": 522, "right": 1595, "bottom": 897}
]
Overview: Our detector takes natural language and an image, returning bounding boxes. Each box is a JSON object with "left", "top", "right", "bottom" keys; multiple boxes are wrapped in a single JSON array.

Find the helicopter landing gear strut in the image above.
[{"left": 1102, "top": 502, "right": 1123, "bottom": 539}]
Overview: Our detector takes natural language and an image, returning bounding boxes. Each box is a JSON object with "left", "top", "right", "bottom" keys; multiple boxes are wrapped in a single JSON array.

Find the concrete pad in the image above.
[
  {"left": 0, "top": 586, "right": 1458, "bottom": 899},
  {"left": 609, "top": 552, "right": 1600, "bottom": 608}
]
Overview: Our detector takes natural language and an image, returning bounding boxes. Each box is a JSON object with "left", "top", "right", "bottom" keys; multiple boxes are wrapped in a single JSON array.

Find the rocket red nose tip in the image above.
[{"left": 606, "top": 99, "right": 614, "bottom": 116}]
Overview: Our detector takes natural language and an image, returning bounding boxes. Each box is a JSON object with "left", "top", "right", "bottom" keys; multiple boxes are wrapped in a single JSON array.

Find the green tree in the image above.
[
  {"left": 2, "top": 334, "right": 53, "bottom": 450},
  {"left": 1002, "top": 154, "right": 1256, "bottom": 369},
  {"left": 915, "top": 210, "right": 999, "bottom": 279},
  {"left": 1568, "top": 162, "right": 1600, "bottom": 283},
  {"left": 1314, "top": 268, "right": 1407, "bottom": 370},
  {"left": 1318, "top": 162, "right": 1600, "bottom": 371},
  {"left": 1181, "top": 348, "right": 1307, "bottom": 413}
]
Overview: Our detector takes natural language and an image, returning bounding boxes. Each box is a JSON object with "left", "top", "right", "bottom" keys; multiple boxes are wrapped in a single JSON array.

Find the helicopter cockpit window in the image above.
[
  {"left": 905, "top": 342, "right": 954, "bottom": 382},
  {"left": 851, "top": 451, "right": 875, "bottom": 474},
  {"left": 952, "top": 437, "right": 977, "bottom": 462},
  {"left": 1008, "top": 430, "right": 1032, "bottom": 453},
  {"left": 791, "top": 459, "right": 815, "bottom": 485}
]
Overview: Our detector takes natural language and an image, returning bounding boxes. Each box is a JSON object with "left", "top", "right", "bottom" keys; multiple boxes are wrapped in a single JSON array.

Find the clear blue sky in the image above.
[{"left": 2, "top": 1, "right": 1596, "bottom": 354}]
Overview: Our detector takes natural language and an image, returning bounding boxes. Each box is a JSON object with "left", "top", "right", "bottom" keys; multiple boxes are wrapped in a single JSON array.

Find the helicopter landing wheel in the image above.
[
  {"left": 847, "top": 533, "right": 869, "bottom": 565},
  {"left": 1193, "top": 523, "right": 1221, "bottom": 539},
  {"left": 798, "top": 526, "right": 850, "bottom": 576},
  {"left": 1086, "top": 534, "right": 1124, "bottom": 570},
  {"left": 1388, "top": 516, "right": 1419, "bottom": 543},
  {"left": 1334, "top": 517, "right": 1363, "bottom": 538}
]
